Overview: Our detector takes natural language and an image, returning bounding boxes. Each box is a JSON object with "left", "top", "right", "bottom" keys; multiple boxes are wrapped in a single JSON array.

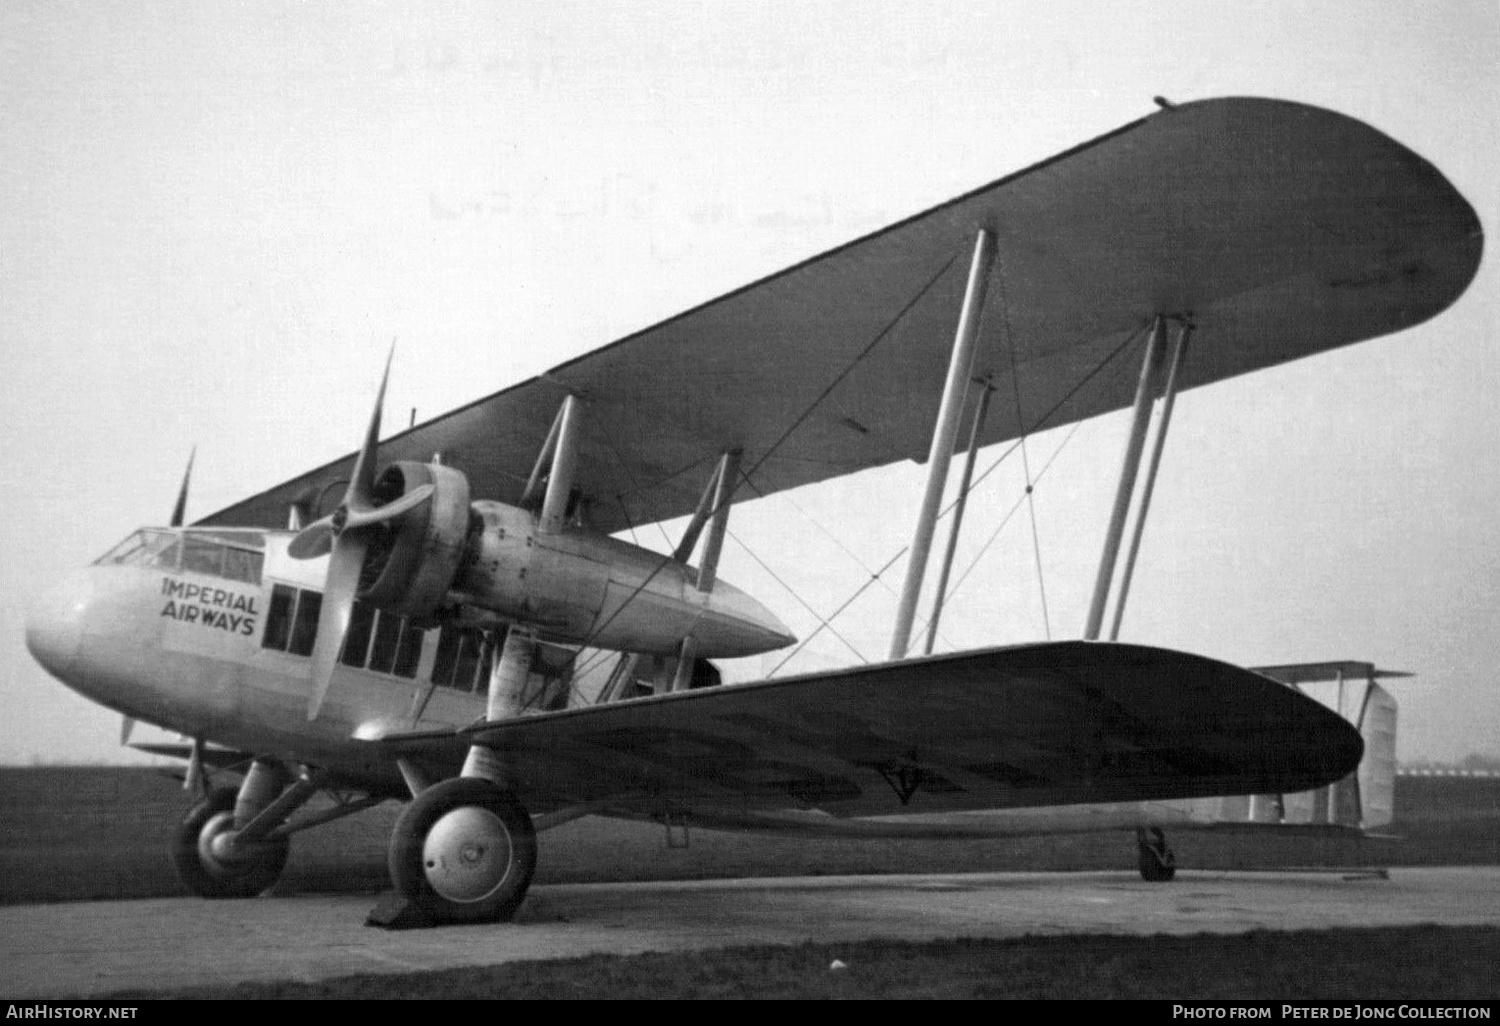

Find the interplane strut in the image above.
[
  {"left": 889, "top": 228, "right": 996, "bottom": 660},
  {"left": 1109, "top": 319, "right": 1192, "bottom": 640}
]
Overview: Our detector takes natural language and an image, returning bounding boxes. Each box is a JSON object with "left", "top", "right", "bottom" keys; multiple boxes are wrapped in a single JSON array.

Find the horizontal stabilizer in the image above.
[{"left": 129, "top": 742, "right": 255, "bottom": 772}]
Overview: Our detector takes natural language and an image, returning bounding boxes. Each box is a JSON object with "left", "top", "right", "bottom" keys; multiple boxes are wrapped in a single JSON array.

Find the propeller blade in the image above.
[
  {"left": 343, "top": 482, "right": 435, "bottom": 530},
  {"left": 302, "top": 341, "right": 409, "bottom": 720},
  {"left": 287, "top": 516, "right": 335, "bottom": 560},
  {"left": 169, "top": 447, "right": 196, "bottom": 527},
  {"left": 120, "top": 716, "right": 136, "bottom": 746},
  {"left": 306, "top": 533, "right": 368, "bottom": 720},
  {"left": 345, "top": 341, "right": 396, "bottom": 513}
]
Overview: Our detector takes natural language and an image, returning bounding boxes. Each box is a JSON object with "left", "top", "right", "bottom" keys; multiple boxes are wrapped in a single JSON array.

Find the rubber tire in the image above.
[
  {"left": 388, "top": 778, "right": 537, "bottom": 924},
  {"left": 172, "top": 785, "right": 291, "bottom": 898}
]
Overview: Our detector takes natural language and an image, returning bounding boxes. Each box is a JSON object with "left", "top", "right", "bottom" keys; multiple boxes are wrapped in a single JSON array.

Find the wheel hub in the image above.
[
  {"left": 422, "top": 806, "right": 514, "bottom": 904},
  {"left": 198, "top": 812, "right": 254, "bottom": 872}
]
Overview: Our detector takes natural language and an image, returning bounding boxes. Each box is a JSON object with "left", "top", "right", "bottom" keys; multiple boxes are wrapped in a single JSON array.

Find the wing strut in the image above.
[
  {"left": 1108, "top": 319, "right": 1192, "bottom": 639},
  {"left": 695, "top": 449, "right": 740, "bottom": 594},
  {"left": 539, "top": 395, "right": 584, "bottom": 535},
  {"left": 923, "top": 380, "right": 994, "bottom": 654},
  {"left": 889, "top": 228, "right": 996, "bottom": 660},
  {"left": 599, "top": 449, "right": 743, "bottom": 700},
  {"left": 1083, "top": 315, "right": 1168, "bottom": 640}
]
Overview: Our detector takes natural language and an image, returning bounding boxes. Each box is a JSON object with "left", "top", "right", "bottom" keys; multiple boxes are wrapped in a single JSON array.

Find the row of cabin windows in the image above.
[
  {"left": 431, "top": 622, "right": 494, "bottom": 693},
  {"left": 341, "top": 598, "right": 425, "bottom": 677},
  {"left": 260, "top": 584, "right": 492, "bottom": 691}
]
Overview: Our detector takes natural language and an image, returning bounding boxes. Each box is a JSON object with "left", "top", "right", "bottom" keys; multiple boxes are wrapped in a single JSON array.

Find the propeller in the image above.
[
  {"left": 288, "top": 345, "right": 435, "bottom": 720},
  {"left": 170, "top": 446, "right": 195, "bottom": 528}
]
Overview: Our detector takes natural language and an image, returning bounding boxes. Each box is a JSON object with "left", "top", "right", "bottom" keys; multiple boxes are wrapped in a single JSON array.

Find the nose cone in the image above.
[{"left": 26, "top": 572, "right": 91, "bottom": 680}]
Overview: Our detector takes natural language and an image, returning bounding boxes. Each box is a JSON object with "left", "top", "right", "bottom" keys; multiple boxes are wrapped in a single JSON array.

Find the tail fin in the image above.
[
  {"left": 1277, "top": 680, "right": 1398, "bottom": 830},
  {"left": 1353, "top": 681, "right": 1398, "bottom": 830},
  {"left": 1215, "top": 671, "right": 1399, "bottom": 832}
]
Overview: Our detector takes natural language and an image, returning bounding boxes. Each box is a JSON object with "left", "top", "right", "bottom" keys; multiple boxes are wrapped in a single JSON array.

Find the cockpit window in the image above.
[
  {"left": 96, "top": 528, "right": 265, "bottom": 585},
  {"left": 181, "top": 536, "right": 225, "bottom": 576},
  {"left": 96, "top": 529, "right": 181, "bottom": 570},
  {"left": 222, "top": 547, "right": 262, "bottom": 585}
]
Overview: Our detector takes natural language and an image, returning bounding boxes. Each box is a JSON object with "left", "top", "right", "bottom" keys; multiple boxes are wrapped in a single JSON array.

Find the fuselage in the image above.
[
  {"left": 25, "top": 522, "right": 790, "bottom": 791},
  {"left": 24, "top": 526, "right": 1373, "bottom": 839}
]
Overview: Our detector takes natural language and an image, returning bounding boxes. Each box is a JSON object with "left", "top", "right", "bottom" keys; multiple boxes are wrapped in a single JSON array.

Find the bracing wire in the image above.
[
  {"left": 913, "top": 326, "right": 1146, "bottom": 639},
  {"left": 564, "top": 251, "right": 962, "bottom": 665},
  {"left": 734, "top": 474, "right": 961, "bottom": 666},
  {"left": 949, "top": 323, "right": 1147, "bottom": 512},
  {"left": 1022, "top": 436, "right": 1052, "bottom": 641},
  {"left": 995, "top": 244, "right": 1052, "bottom": 642},
  {"left": 768, "top": 546, "right": 907, "bottom": 676},
  {"left": 781, "top": 322, "right": 1147, "bottom": 670},
  {"left": 906, "top": 414, "right": 1086, "bottom": 647},
  {"left": 780, "top": 490, "right": 896, "bottom": 594},
  {"left": 726, "top": 529, "right": 869, "bottom": 664}
]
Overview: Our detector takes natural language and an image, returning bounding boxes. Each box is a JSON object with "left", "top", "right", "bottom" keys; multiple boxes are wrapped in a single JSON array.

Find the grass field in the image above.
[{"left": 1, "top": 767, "right": 1497, "bottom": 905}]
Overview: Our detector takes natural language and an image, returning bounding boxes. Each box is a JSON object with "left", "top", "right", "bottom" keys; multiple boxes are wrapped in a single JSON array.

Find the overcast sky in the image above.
[{"left": 1, "top": 1, "right": 1495, "bottom": 765}]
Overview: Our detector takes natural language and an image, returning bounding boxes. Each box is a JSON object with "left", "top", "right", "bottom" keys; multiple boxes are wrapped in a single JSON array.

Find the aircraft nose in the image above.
[{"left": 26, "top": 572, "right": 91, "bottom": 679}]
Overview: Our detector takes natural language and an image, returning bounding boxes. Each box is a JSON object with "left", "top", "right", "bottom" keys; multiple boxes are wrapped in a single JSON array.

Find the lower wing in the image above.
[{"left": 373, "top": 641, "right": 1362, "bottom": 818}]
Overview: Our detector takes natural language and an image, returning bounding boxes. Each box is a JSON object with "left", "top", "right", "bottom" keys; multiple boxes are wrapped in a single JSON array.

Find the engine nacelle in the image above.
[
  {"left": 339, "top": 462, "right": 794, "bottom": 659},
  {"left": 356, "top": 460, "right": 472, "bottom": 619},
  {"left": 454, "top": 501, "right": 795, "bottom": 658}
]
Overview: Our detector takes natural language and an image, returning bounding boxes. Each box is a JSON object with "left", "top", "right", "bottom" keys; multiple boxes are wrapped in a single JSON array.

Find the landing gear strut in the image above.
[
  {"left": 172, "top": 786, "right": 290, "bottom": 898},
  {"left": 1136, "top": 826, "right": 1176, "bottom": 882},
  {"left": 388, "top": 777, "right": 537, "bottom": 924}
]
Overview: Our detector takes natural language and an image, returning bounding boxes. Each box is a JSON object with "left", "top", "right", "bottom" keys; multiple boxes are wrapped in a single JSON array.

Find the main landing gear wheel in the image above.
[
  {"left": 389, "top": 777, "right": 537, "bottom": 925},
  {"left": 172, "top": 785, "right": 291, "bottom": 898},
  {"left": 1136, "top": 826, "right": 1177, "bottom": 882}
]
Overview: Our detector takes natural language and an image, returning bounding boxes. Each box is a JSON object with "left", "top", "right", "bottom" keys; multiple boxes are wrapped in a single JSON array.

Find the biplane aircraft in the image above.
[{"left": 26, "top": 97, "right": 1481, "bottom": 925}]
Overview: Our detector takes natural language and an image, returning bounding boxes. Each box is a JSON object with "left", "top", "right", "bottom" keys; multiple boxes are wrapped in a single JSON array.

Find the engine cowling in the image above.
[{"left": 355, "top": 460, "right": 472, "bottom": 619}]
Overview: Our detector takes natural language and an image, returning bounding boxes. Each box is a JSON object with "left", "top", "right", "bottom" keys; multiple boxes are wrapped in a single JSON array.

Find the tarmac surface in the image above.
[{"left": 3, "top": 867, "right": 1499, "bottom": 997}]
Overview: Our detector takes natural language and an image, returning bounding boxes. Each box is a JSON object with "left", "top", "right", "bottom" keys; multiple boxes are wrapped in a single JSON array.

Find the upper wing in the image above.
[
  {"left": 200, "top": 97, "right": 1481, "bottom": 533},
  {"left": 374, "top": 642, "right": 1363, "bottom": 817}
]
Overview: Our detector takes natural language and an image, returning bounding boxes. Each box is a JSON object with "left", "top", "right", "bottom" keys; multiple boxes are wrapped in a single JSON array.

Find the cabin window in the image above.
[
  {"left": 392, "top": 622, "right": 424, "bottom": 678},
  {"left": 288, "top": 590, "right": 321, "bottom": 657},
  {"left": 366, "top": 610, "right": 401, "bottom": 674},
  {"left": 362, "top": 610, "right": 422, "bottom": 677},
  {"left": 475, "top": 638, "right": 494, "bottom": 695},
  {"left": 262, "top": 584, "right": 320, "bottom": 656},
  {"left": 262, "top": 585, "right": 296, "bottom": 651},
  {"left": 453, "top": 631, "right": 483, "bottom": 692},
  {"left": 339, "top": 601, "right": 377, "bottom": 668},
  {"left": 431, "top": 623, "right": 461, "bottom": 688},
  {"left": 431, "top": 623, "right": 491, "bottom": 691}
]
